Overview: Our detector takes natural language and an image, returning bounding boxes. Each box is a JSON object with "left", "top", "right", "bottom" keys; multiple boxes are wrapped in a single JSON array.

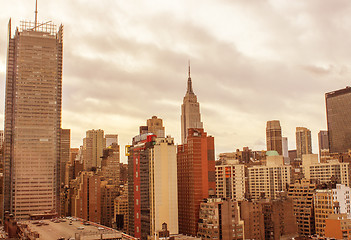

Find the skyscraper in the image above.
[
  {"left": 177, "top": 128, "right": 215, "bottom": 236},
  {"left": 181, "top": 65, "right": 203, "bottom": 144},
  {"left": 326, "top": 87, "right": 351, "bottom": 153},
  {"left": 4, "top": 15, "right": 63, "bottom": 219},
  {"left": 296, "top": 127, "right": 312, "bottom": 160},
  {"left": 266, "top": 120, "right": 283, "bottom": 155},
  {"left": 83, "top": 129, "right": 105, "bottom": 171},
  {"left": 318, "top": 130, "right": 329, "bottom": 155}
]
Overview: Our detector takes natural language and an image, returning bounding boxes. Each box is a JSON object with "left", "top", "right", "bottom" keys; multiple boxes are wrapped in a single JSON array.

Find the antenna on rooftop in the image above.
[{"left": 34, "top": 0, "right": 38, "bottom": 30}]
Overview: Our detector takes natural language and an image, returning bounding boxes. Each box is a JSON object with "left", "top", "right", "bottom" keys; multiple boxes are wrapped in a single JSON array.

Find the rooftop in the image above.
[{"left": 18, "top": 217, "right": 123, "bottom": 240}]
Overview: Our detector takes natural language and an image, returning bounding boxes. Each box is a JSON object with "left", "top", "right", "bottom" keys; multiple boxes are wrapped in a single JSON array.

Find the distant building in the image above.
[
  {"left": 266, "top": 120, "right": 283, "bottom": 155},
  {"left": 100, "top": 181, "right": 120, "bottom": 227},
  {"left": 332, "top": 184, "right": 351, "bottom": 219},
  {"left": 314, "top": 189, "right": 339, "bottom": 237},
  {"left": 288, "top": 179, "right": 316, "bottom": 236},
  {"left": 240, "top": 198, "right": 297, "bottom": 240},
  {"left": 60, "top": 129, "right": 71, "bottom": 217},
  {"left": 101, "top": 142, "right": 120, "bottom": 185},
  {"left": 177, "top": 128, "right": 215, "bottom": 236},
  {"left": 105, "top": 134, "right": 118, "bottom": 148},
  {"left": 326, "top": 87, "right": 351, "bottom": 153},
  {"left": 71, "top": 171, "right": 101, "bottom": 223},
  {"left": 260, "top": 198, "right": 297, "bottom": 240},
  {"left": 301, "top": 154, "right": 349, "bottom": 186},
  {"left": 197, "top": 198, "right": 244, "bottom": 240},
  {"left": 296, "top": 127, "right": 312, "bottom": 160},
  {"left": 181, "top": 65, "right": 203, "bottom": 144},
  {"left": 282, "top": 137, "right": 289, "bottom": 164},
  {"left": 215, "top": 163, "right": 245, "bottom": 201},
  {"left": 318, "top": 130, "right": 329, "bottom": 159},
  {"left": 247, "top": 155, "right": 291, "bottom": 200},
  {"left": 239, "top": 200, "right": 265, "bottom": 240},
  {"left": 147, "top": 116, "right": 165, "bottom": 138},
  {"left": 114, "top": 195, "right": 128, "bottom": 233},
  {"left": 83, "top": 129, "right": 106, "bottom": 170}
]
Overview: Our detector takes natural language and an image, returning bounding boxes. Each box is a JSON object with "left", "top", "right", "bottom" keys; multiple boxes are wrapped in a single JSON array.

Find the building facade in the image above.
[
  {"left": 302, "top": 154, "right": 350, "bottom": 187},
  {"left": 4, "top": 19, "right": 63, "bottom": 219},
  {"left": 181, "top": 66, "right": 203, "bottom": 144},
  {"left": 177, "top": 128, "right": 215, "bottom": 236},
  {"left": 247, "top": 155, "right": 291, "bottom": 201},
  {"left": 326, "top": 87, "right": 351, "bottom": 153},
  {"left": 266, "top": 120, "right": 283, "bottom": 155},
  {"left": 296, "top": 127, "right": 312, "bottom": 160},
  {"left": 150, "top": 136, "right": 178, "bottom": 236},
  {"left": 318, "top": 130, "right": 329, "bottom": 159},
  {"left": 288, "top": 179, "right": 316, "bottom": 236},
  {"left": 215, "top": 163, "right": 245, "bottom": 201},
  {"left": 83, "top": 129, "right": 106, "bottom": 171},
  {"left": 197, "top": 198, "right": 244, "bottom": 240}
]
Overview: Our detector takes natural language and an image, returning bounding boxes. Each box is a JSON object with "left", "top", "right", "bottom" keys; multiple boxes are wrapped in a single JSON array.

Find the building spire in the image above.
[
  {"left": 187, "top": 61, "right": 194, "bottom": 94},
  {"left": 34, "top": 0, "right": 38, "bottom": 30}
]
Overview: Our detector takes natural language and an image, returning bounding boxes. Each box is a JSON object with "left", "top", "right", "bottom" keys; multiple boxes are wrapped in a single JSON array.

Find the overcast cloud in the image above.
[{"left": 1, "top": 0, "right": 350, "bottom": 162}]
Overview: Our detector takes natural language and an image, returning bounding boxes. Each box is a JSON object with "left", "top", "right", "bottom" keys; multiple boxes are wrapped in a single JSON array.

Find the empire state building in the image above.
[{"left": 181, "top": 65, "right": 203, "bottom": 144}]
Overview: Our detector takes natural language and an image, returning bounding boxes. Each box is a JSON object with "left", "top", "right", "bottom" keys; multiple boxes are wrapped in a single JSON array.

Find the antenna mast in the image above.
[{"left": 34, "top": 0, "right": 38, "bottom": 30}]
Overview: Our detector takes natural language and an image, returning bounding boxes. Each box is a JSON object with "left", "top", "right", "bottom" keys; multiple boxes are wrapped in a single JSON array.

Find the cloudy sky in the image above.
[{"left": 0, "top": 0, "right": 350, "bottom": 162}]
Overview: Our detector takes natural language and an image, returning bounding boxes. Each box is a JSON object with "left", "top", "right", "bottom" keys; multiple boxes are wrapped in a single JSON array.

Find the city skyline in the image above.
[{"left": 1, "top": 1, "right": 351, "bottom": 162}]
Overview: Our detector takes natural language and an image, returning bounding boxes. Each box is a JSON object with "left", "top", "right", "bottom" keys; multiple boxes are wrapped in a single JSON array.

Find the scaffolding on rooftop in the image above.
[{"left": 20, "top": 20, "right": 57, "bottom": 35}]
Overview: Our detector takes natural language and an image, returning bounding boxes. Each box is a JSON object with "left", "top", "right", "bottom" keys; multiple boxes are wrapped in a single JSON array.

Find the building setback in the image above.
[
  {"left": 177, "top": 128, "right": 215, "bottom": 236},
  {"left": 181, "top": 65, "right": 203, "bottom": 144},
  {"left": 4, "top": 18, "right": 63, "bottom": 219}
]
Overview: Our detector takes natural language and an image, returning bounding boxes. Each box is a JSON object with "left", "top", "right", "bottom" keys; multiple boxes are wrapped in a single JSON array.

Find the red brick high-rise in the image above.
[{"left": 177, "top": 128, "right": 215, "bottom": 236}]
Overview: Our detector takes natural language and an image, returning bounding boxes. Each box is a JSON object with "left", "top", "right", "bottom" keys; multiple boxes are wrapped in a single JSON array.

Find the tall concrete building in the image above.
[
  {"left": 83, "top": 129, "right": 105, "bottom": 171},
  {"left": 181, "top": 65, "right": 203, "bottom": 144},
  {"left": 177, "top": 128, "right": 215, "bottom": 236},
  {"left": 150, "top": 136, "right": 178, "bottom": 237},
  {"left": 326, "top": 87, "right": 351, "bottom": 153},
  {"left": 4, "top": 16, "right": 63, "bottom": 219},
  {"left": 296, "top": 127, "right": 312, "bottom": 160},
  {"left": 266, "top": 120, "right": 283, "bottom": 155}
]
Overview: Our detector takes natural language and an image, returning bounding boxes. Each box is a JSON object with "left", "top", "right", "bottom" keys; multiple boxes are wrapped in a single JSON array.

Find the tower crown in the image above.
[{"left": 186, "top": 62, "right": 194, "bottom": 94}]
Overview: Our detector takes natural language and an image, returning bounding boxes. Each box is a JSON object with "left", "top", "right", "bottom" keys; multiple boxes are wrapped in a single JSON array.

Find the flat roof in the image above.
[{"left": 19, "top": 218, "right": 122, "bottom": 240}]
